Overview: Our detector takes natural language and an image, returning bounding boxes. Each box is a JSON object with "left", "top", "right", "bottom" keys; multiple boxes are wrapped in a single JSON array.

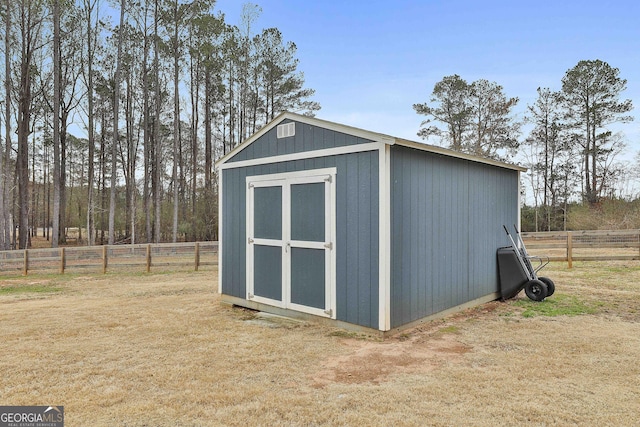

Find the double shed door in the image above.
[{"left": 246, "top": 168, "right": 336, "bottom": 318}]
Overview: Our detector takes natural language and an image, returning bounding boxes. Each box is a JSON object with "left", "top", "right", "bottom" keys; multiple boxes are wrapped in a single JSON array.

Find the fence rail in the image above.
[
  {"left": 521, "top": 230, "right": 640, "bottom": 267},
  {"left": 0, "top": 242, "right": 218, "bottom": 276},
  {"left": 2, "top": 231, "right": 636, "bottom": 275}
]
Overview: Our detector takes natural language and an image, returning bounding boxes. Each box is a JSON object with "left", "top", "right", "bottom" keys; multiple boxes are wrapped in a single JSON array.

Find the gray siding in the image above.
[
  {"left": 226, "top": 119, "right": 375, "bottom": 163},
  {"left": 221, "top": 150, "right": 379, "bottom": 329},
  {"left": 390, "top": 146, "right": 519, "bottom": 328}
]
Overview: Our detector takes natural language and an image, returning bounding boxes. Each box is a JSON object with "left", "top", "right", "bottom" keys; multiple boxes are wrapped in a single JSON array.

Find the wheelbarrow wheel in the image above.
[
  {"left": 524, "top": 279, "right": 548, "bottom": 301},
  {"left": 538, "top": 277, "right": 555, "bottom": 297}
]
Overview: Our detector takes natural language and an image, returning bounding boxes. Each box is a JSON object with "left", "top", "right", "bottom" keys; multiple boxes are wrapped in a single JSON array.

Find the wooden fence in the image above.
[
  {"left": 521, "top": 230, "right": 640, "bottom": 267},
  {"left": 3, "top": 231, "right": 637, "bottom": 275},
  {"left": 0, "top": 242, "right": 218, "bottom": 276}
]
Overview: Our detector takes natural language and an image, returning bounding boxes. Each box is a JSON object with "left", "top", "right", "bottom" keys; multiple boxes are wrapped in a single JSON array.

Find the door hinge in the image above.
[
  {"left": 248, "top": 237, "right": 254, "bottom": 244},
  {"left": 324, "top": 308, "right": 333, "bottom": 316},
  {"left": 325, "top": 175, "right": 332, "bottom": 183},
  {"left": 248, "top": 293, "right": 254, "bottom": 299},
  {"left": 324, "top": 242, "right": 333, "bottom": 250},
  {"left": 248, "top": 183, "right": 254, "bottom": 189}
]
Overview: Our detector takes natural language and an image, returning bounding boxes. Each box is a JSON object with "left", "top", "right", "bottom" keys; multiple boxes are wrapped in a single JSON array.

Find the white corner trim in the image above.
[
  {"left": 218, "top": 170, "right": 223, "bottom": 295},
  {"left": 517, "top": 170, "right": 522, "bottom": 232},
  {"left": 379, "top": 144, "right": 391, "bottom": 331}
]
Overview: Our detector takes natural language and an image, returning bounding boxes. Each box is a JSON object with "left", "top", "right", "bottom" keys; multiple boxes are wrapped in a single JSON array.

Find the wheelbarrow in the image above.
[{"left": 497, "top": 225, "right": 555, "bottom": 301}]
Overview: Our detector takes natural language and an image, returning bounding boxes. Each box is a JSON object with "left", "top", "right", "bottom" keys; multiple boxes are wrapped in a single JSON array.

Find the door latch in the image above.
[{"left": 324, "top": 242, "right": 333, "bottom": 250}]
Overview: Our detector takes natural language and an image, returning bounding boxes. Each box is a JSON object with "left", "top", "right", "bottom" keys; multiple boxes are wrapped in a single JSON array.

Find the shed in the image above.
[{"left": 216, "top": 112, "right": 525, "bottom": 334}]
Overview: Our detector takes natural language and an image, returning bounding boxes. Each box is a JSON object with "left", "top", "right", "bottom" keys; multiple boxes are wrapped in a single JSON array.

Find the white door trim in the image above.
[{"left": 246, "top": 168, "right": 337, "bottom": 319}]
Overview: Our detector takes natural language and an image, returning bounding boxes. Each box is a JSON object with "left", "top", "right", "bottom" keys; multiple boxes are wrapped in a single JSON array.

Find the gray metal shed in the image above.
[{"left": 216, "top": 112, "right": 525, "bottom": 334}]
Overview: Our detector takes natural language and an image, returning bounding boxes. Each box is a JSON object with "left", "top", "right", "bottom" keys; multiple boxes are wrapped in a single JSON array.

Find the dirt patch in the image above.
[
  {"left": 313, "top": 333, "right": 470, "bottom": 386},
  {"left": 243, "top": 312, "right": 307, "bottom": 329}
]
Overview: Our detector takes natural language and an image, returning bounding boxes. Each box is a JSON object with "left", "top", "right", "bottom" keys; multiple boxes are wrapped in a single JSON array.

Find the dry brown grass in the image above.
[{"left": 1, "top": 263, "right": 640, "bottom": 426}]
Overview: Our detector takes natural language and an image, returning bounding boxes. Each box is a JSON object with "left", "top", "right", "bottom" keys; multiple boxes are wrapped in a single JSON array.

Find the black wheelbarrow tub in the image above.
[{"left": 497, "top": 246, "right": 529, "bottom": 300}]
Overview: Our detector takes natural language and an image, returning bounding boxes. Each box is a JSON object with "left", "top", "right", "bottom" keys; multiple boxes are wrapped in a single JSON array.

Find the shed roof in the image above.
[{"left": 216, "top": 112, "right": 527, "bottom": 172}]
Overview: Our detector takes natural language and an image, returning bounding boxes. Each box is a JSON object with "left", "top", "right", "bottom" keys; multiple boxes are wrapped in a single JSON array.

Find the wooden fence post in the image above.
[
  {"left": 195, "top": 242, "right": 200, "bottom": 271},
  {"left": 23, "top": 250, "right": 28, "bottom": 276},
  {"left": 102, "top": 246, "right": 108, "bottom": 274},
  {"left": 146, "top": 244, "right": 151, "bottom": 273},
  {"left": 567, "top": 231, "right": 573, "bottom": 269},
  {"left": 60, "top": 247, "right": 65, "bottom": 274}
]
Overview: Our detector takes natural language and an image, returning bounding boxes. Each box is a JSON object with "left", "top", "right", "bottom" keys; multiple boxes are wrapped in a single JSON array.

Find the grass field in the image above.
[{"left": 1, "top": 262, "right": 639, "bottom": 426}]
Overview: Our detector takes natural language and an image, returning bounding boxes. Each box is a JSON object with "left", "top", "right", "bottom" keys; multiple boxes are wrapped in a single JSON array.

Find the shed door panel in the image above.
[
  {"left": 253, "top": 245, "right": 282, "bottom": 301},
  {"left": 249, "top": 184, "right": 285, "bottom": 307},
  {"left": 290, "top": 182, "right": 325, "bottom": 242},
  {"left": 290, "top": 247, "right": 325, "bottom": 309},
  {"left": 289, "top": 182, "right": 327, "bottom": 311},
  {"left": 254, "top": 186, "right": 282, "bottom": 239}
]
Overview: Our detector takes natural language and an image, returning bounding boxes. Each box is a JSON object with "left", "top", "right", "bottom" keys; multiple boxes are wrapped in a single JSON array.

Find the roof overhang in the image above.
[
  {"left": 394, "top": 138, "right": 527, "bottom": 172},
  {"left": 215, "top": 111, "right": 526, "bottom": 173}
]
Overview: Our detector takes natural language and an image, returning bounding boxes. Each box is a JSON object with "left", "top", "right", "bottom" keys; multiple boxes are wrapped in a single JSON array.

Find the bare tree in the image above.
[
  {"left": 414, "top": 76, "right": 518, "bottom": 160},
  {"left": 413, "top": 74, "right": 472, "bottom": 150},
  {"left": 524, "top": 87, "right": 567, "bottom": 230},
  {"left": 109, "top": 0, "right": 126, "bottom": 244},
  {"left": 466, "top": 79, "right": 520, "bottom": 160},
  {"left": 561, "top": 59, "right": 633, "bottom": 204},
  {"left": 81, "top": 0, "right": 99, "bottom": 246},
  {"left": 16, "top": 0, "right": 46, "bottom": 249},
  {"left": 51, "top": 0, "right": 61, "bottom": 248},
  {"left": 153, "top": 0, "right": 161, "bottom": 243},
  {"left": 256, "top": 27, "right": 319, "bottom": 122},
  {"left": 2, "top": 0, "right": 12, "bottom": 250}
]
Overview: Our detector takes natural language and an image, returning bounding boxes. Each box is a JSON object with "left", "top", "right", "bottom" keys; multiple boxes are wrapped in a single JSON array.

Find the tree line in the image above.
[
  {"left": 413, "top": 59, "right": 634, "bottom": 231},
  {"left": 0, "top": 0, "right": 319, "bottom": 249}
]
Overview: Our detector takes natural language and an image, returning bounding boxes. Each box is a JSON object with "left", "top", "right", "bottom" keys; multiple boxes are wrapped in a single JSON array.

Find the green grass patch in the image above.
[
  {"left": 512, "top": 294, "right": 600, "bottom": 318},
  {"left": 0, "top": 272, "right": 82, "bottom": 282},
  {"left": 0, "top": 284, "right": 62, "bottom": 296},
  {"left": 437, "top": 325, "right": 461, "bottom": 334}
]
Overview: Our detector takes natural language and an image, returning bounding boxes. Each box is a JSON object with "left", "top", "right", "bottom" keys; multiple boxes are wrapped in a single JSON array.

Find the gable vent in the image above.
[{"left": 277, "top": 122, "right": 295, "bottom": 139}]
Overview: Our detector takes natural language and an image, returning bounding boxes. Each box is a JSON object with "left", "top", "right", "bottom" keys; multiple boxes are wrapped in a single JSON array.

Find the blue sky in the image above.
[{"left": 216, "top": 0, "right": 640, "bottom": 154}]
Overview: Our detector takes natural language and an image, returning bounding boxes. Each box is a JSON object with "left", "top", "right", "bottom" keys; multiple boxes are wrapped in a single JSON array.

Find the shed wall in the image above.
[
  {"left": 222, "top": 151, "right": 380, "bottom": 328},
  {"left": 389, "top": 146, "right": 519, "bottom": 328}
]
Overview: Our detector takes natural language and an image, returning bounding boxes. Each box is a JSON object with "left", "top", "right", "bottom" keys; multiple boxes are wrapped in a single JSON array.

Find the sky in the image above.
[{"left": 215, "top": 0, "right": 640, "bottom": 157}]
